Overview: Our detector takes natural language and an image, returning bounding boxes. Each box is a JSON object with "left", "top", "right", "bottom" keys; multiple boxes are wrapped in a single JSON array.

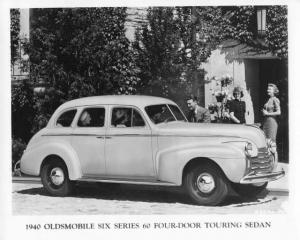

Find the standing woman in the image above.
[
  {"left": 228, "top": 86, "right": 246, "bottom": 124},
  {"left": 262, "top": 83, "right": 281, "bottom": 143}
]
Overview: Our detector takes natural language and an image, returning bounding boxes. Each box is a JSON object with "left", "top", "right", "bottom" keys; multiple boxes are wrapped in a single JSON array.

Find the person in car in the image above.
[
  {"left": 113, "top": 109, "right": 130, "bottom": 127},
  {"left": 79, "top": 111, "right": 92, "bottom": 126}
]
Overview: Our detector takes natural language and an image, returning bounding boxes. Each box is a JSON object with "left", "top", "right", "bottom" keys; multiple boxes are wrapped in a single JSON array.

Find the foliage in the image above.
[
  {"left": 213, "top": 6, "right": 288, "bottom": 58},
  {"left": 133, "top": 5, "right": 288, "bottom": 106},
  {"left": 24, "top": 8, "right": 140, "bottom": 132},
  {"left": 133, "top": 7, "right": 219, "bottom": 107},
  {"left": 11, "top": 80, "right": 35, "bottom": 142},
  {"left": 265, "top": 6, "right": 288, "bottom": 57},
  {"left": 133, "top": 7, "right": 185, "bottom": 98},
  {"left": 10, "top": 9, "right": 20, "bottom": 65},
  {"left": 12, "top": 138, "right": 27, "bottom": 171}
]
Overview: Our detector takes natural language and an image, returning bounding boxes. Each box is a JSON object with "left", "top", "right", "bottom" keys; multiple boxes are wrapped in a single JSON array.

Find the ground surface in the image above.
[{"left": 12, "top": 182, "right": 288, "bottom": 215}]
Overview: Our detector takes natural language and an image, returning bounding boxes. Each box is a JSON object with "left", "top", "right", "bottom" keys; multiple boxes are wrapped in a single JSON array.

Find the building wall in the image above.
[{"left": 202, "top": 47, "right": 256, "bottom": 124}]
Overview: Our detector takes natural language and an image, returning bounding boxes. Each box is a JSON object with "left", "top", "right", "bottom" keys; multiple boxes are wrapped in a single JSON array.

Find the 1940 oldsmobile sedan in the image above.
[{"left": 20, "top": 95, "right": 285, "bottom": 206}]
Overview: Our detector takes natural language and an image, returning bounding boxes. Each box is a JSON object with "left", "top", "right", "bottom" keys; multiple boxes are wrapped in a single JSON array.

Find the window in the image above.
[
  {"left": 132, "top": 109, "right": 145, "bottom": 127},
  {"left": 56, "top": 109, "right": 77, "bottom": 127},
  {"left": 78, "top": 108, "right": 105, "bottom": 127},
  {"left": 145, "top": 104, "right": 175, "bottom": 124},
  {"left": 168, "top": 104, "right": 187, "bottom": 121},
  {"left": 111, "top": 107, "right": 145, "bottom": 127}
]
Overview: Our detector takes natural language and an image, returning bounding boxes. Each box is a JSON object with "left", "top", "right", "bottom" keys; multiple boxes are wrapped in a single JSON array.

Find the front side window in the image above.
[
  {"left": 145, "top": 104, "right": 175, "bottom": 124},
  {"left": 78, "top": 108, "right": 105, "bottom": 127},
  {"left": 56, "top": 109, "right": 77, "bottom": 127},
  {"left": 111, "top": 107, "right": 145, "bottom": 127},
  {"left": 168, "top": 104, "right": 187, "bottom": 121}
]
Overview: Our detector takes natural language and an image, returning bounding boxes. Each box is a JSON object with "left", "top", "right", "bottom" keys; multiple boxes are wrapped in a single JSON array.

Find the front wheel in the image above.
[
  {"left": 184, "top": 163, "right": 229, "bottom": 206},
  {"left": 41, "top": 160, "right": 73, "bottom": 197}
]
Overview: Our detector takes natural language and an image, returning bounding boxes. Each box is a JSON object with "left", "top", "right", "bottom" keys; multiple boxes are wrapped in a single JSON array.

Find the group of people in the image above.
[{"left": 186, "top": 83, "right": 281, "bottom": 144}]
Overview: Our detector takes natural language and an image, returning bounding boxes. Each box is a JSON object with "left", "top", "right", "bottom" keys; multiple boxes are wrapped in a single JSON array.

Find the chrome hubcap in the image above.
[
  {"left": 196, "top": 173, "right": 215, "bottom": 193},
  {"left": 50, "top": 167, "right": 65, "bottom": 186}
]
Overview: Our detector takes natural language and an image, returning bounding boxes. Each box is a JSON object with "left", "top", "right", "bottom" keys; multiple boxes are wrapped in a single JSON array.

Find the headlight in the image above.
[
  {"left": 267, "top": 138, "right": 277, "bottom": 154},
  {"left": 245, "top": 142, "right": 258, "bottom": 157}
]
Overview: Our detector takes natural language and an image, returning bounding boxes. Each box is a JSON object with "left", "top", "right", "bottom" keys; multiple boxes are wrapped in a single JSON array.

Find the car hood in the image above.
[{"left": 155, "top": 121, "right": 267, "bottom": 147}]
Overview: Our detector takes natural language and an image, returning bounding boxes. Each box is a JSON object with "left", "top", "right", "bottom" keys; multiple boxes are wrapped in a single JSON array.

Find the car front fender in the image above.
[{"left": 156, "top": 143, "right": 247, "bottom": 185}]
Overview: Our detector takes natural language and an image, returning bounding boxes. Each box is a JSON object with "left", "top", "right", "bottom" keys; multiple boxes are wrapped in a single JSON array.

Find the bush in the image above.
[
  {"left": 12, "top": 80, "right": 35, "bottom": 143},
  {"left": 12, "top": 138, "right": 27, "bottom": 172}
]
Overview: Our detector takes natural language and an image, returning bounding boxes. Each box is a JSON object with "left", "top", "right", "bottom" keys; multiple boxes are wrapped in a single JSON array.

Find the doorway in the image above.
[{"left": 245, "top": 59, "right": 288, "bottom": 163}]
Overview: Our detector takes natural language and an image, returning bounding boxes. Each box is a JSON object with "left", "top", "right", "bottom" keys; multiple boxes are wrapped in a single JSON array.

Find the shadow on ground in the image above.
[{"left": 15, "top": 182, "right": 280, "bottom": 207}]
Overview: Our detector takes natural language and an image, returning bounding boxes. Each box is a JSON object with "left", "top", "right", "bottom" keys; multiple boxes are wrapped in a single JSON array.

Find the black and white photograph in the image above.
[{"left": 1, "top": 0, "right": 300, "bottom": 239}]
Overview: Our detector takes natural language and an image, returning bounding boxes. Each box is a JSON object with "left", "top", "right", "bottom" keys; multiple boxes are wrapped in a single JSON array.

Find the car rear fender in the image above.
[
  {"left": 156, "top": 143, "right": 246, "bottom": 185},
  {"left": 20, "top": 140, "right": 82, "bottom": 180}
]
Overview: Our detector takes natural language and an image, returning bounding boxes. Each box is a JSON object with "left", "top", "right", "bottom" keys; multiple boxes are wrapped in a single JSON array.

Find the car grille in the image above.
[{"left": 249, "top": 147, "right": 275, "bottom": 173}]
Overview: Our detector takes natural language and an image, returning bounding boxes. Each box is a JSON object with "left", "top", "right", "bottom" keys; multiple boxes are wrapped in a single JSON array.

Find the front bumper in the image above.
[{"left": 240, "top": 168, "right": 285, "bottom": 184}]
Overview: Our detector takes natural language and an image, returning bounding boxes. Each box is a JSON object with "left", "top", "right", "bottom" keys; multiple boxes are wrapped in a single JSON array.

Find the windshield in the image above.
[{"left": 145, "top": 104, "right": 187, "bottom": 124}]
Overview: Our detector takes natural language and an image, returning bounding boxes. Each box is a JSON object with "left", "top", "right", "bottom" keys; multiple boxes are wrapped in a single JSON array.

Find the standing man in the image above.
[{"left": 186, "top": 95, "right": 211, "bottom": 123}]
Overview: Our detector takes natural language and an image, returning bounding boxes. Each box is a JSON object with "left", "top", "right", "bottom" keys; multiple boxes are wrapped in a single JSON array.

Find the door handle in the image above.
[{"left": 96, "top": 136, "right": 112, "bottom": 139}]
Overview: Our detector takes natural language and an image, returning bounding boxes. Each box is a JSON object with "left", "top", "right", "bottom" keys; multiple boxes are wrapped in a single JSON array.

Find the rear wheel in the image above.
[
  {"left": 184, "top": 163, "right": 229, "bottom": 206},
  {"left": 41, "top": 159, "right": 73, "bottom": 196},
  {"left": 231, "top": 182, "right": 268, "bottom": 198}
]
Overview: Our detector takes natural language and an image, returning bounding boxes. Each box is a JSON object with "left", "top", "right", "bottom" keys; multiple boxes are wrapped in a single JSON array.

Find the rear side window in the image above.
[
  {"left": 132, "top": 109, "right": 145, "bottom": 127},
  {"left": 78, "top": 108, "right": 105, "bottom": 127},
  {"left": 56, "top": 109, "right": 77, "bottom": 127},
  {"left": 111, "top": 107, "right": 145, "bottom": 127}
]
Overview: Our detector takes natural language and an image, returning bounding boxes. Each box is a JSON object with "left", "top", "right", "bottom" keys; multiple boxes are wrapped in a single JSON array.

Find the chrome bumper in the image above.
[{"left": 240, "top": 169, "right": 285, "bottom": 184}]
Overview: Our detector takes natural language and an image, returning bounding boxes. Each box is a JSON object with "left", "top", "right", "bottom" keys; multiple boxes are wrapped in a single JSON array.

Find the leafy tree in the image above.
[
  {"left": 10, "top": 9, "right": 20, "bottom": 65},
  {"left": 25, "top": 8, "right": 140, "bottom": 131},
  {"left": 11, "top": 80, "right": 35, "bottom": 142},
  {"left": 133, "top": 7, "right": 185, "bottom": 98},
  {"left": 133, "top": 7, "right": 219, "bottom": 107}
]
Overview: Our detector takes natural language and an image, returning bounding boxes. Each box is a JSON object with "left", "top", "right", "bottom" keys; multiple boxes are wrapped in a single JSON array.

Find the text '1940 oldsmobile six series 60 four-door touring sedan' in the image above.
[{"left": 20, "top": 95, "right": 285, "bottom": 206}]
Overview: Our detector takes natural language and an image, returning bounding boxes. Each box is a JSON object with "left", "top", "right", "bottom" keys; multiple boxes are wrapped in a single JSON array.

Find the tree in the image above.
[
  {"left": 10, "top": 9, "right": 20, "bottom": 65},
  {"left": 25, "top": 8, "right": 140, "bottom": 132},
  {"left": 133, "top": 7, "right": 222, "bottom": 107},
  {"left": 11, "top": 80, "right": 35, "bottom": 142},
  {"left": 11, "top": 80, "right": 35, "bottom": 169},
  {"left": 133, "top": 7, "right": 209, "bottom": 103},
  {"left": 133, "top": 7, "right": 186, "bottom": 98}
]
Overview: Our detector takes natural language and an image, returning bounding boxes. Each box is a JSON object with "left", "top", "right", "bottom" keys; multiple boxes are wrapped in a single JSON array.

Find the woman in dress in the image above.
[
  {"left": 228, "top": 86, "right": 246, "bottom": 124},
  {"left": 262, "top": 83, "right": 281, "bottom": 143}
]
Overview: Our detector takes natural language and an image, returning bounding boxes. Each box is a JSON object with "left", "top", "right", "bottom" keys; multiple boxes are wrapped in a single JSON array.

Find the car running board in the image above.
[{"left": 77, "top": 177, "right": 178, "bottom": 186}]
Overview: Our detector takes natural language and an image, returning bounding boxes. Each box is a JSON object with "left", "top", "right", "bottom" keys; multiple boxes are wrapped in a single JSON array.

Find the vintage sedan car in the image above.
[{"left": 20, "top": 95, "right": 285, "bottom": 206}]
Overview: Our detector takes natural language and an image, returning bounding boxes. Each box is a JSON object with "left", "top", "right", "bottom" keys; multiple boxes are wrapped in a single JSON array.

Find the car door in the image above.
[
  {"left": 105, "top": 105, "right": 155, "bottom": 179},
  {"left": 71, "top": 106, "right": 107, "bottom": 177}
]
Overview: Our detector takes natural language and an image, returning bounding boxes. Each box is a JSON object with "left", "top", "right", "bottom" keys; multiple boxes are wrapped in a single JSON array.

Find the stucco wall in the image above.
[{"left": 202, "top": 47, "right": 255, "bottom": 124}]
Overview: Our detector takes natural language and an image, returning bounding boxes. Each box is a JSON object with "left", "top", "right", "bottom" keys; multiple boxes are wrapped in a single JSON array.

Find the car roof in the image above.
[{"left": 57, "top": 95, "right": 177, "bottom": 110}]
